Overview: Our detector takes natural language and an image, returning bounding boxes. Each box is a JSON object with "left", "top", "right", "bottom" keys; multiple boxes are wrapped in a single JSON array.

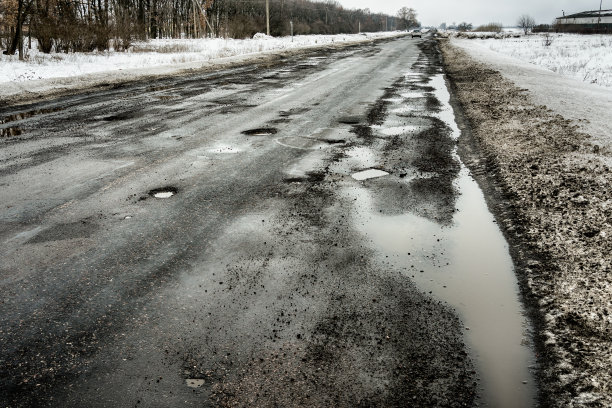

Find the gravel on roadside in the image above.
[{"left": 440, "top": 39, "right": 612, "bottom": 408}]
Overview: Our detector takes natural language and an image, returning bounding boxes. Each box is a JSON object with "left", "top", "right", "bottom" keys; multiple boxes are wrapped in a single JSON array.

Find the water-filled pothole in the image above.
[
  {"left": 103, "top": 111, "right": 137, "bottom": 121},
  {"left": 241, "top": 128, "right": 278, "bottom": 136},
  {"left": 338, "top": 116, "right": 361, "bottom": 125},
  {"left": 323, "top": 139, "right": 346, "bottom": 145},
  {"left": 283, "top": 172, "right": 325, "bottom": 184},
  {"left": 148, "top": 186, "right": 178, "bottom": 199},
  {"left": 352, "top": 169, "right": 389, "bottom": 181},
  {"left": 1, "top": 127, "right": 22, "bottom": 137}
]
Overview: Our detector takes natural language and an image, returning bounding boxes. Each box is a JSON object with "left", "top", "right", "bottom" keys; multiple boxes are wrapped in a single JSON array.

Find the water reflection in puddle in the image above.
[
  {"left": 428, "top": 74, "right": 461, "bottom": 140},
  {"left": 401, "top": 92, "right": 426, "bottom": 99},
  {"left": 348, "top": 166, "right": 536, "bottom": 407},
  {"left": 374, "top": 125, "right": 422, "bottom": 136},
  {"left": 351, "top": 169, "right": 389, "bottom": 181}
]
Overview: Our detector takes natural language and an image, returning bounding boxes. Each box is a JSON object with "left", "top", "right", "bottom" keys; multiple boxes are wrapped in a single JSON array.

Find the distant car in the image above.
[{"left": 410, "top": 30, "right": 422, "bottom": 38}]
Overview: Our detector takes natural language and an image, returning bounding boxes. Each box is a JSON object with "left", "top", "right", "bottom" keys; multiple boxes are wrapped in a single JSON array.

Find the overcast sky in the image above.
[{"left": 336, "top": 0, "right": 607, "bottom": 27}]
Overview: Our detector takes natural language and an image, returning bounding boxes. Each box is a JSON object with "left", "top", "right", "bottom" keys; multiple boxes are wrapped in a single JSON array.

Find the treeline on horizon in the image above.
[{"left": 0, "top": 0, "right": 418, "bottom": 56}]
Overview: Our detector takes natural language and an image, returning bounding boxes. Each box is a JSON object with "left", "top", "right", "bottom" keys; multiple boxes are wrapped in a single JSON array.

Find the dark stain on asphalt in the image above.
[
  {"left": 27, "top": 220, "right": 98, "bottom": 244},
  {"left": 102, "top": 111, "right": 140, "bottom": 121}
]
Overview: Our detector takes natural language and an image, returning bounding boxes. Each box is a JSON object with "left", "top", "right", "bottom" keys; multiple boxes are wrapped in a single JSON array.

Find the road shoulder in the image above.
[{"left": 441, "top": 39, "right": 612, "bottom": 408}]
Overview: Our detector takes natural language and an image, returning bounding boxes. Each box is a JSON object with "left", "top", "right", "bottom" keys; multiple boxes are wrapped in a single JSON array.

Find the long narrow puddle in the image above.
[{"left": 348, "top": 72, "right": 537, "bottom": 407}]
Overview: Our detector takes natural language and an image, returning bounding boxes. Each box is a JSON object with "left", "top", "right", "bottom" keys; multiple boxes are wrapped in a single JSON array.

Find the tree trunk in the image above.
[{"left": 7, "top": 0, "right": 25, "bottom": 55}]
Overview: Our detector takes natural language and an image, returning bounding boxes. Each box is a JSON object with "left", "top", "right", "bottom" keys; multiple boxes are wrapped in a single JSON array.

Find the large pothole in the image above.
[
  {"left": 241, "top": 128, "right": 278, "bottom": 136},
  {"left": 148, "top": 186, "right": 178, "bottom": 199}
]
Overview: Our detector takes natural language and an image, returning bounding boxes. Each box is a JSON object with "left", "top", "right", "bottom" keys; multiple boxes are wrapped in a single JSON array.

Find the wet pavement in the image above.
[{"left": 1, "top": 37, "right": 536, "bottom": 407}]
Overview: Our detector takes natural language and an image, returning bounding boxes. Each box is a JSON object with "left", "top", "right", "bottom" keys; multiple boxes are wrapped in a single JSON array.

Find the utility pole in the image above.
[
  {"left": 290, "top": 20, "right": 293, "bottom": 41},
  {"left": 266, "top": 0, "right": 270, "bottom": 35},
  {"left": 597, "top": 0, "right": 603, "bottom": 32}
]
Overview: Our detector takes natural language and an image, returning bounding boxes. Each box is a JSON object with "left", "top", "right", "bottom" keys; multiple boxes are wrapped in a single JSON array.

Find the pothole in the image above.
[
  {"left": 241, "top": 127, "right": 278, "bottom": 136},
  {"left": 1, "top": 127, "right": 22, "bottom": 137},
  {"left": 148, "top": 186, "right": 178, "bottom": 199},
  {"left": 351, "top": 169, "right": 389, "bottom": 181},
  {"left": 338, "top": 116, "right": 361, "bottom": 125},
  {"left": 103, "top": 111, "right": 137, "bottom": 121},
  {"left": 283, "top": 172, "right": 325, "bottom": 184},
  {"left": 324, "top": 139, "right": 346, "bottom": 144}
]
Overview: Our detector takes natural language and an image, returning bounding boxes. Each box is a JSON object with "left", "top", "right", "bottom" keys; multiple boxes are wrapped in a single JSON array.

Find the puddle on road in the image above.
[
  {"left": 345, "top": 68, "right": 537, "bottom": 407},
  {"left": 375, "top": 125, "right": 422, "bottom": 136},
  {"left": 400, "top": 92, "right": 426, "bottom": 99},
  {"left": 348, "top": 166, "right": 536, "bottom": 407},
  {"left": 428, "top": 74, "right": 461, "bottom": 140},
  {"left": 338, "top": 116, "right": 361, "bottom": 125},
  {"left": 351, "top": 169, "right": 389, "bottom": 181}
]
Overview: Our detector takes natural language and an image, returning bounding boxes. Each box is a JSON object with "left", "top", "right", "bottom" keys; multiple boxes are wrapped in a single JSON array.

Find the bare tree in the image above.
[
  {"left": 457, "top": 22, "right": 472, "bottom": 32},
  {"left": 396, "top": 7, "right": 418, "bottom": 30},
  {"left": 517, "top": 14, "right": 535, "bottom": 34}
]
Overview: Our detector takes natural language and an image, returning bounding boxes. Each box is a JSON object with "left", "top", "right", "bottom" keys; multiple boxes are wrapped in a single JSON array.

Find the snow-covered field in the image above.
[
  {"left": 474, "top": 34, "right": 612, "bottom": 87},
  {"left": 0, "top": 33, "right": 401, "bottom": 84}
]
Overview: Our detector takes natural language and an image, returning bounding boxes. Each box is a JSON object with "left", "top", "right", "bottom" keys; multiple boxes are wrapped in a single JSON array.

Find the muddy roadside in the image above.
[{"left": 440, "top": 40, "right": 612, "bottom": 407}]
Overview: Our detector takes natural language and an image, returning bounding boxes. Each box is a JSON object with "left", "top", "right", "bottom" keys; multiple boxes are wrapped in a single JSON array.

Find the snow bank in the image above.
[
  {"left": 452, "top": 37, "right": 612, "bottom": 150},
  {"left": 467, "top": 34, "right": 612, "bottom": 88},
  {"left": 0, "top": 33, "right": 401, "bottom": 85}
]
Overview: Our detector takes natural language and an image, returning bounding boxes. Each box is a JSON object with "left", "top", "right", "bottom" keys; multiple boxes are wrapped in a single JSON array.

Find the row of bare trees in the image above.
[{"left": 1, "top": 0, "right": 409, "bottom": 56}]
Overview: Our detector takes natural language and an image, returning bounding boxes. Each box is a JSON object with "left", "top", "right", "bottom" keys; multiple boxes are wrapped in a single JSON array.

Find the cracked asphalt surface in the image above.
[{"left": 1, "top": 37, "right": 479, "bottom": 407}]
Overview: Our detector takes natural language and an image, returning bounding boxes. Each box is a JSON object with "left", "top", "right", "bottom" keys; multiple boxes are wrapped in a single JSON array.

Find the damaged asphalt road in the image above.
[{"left": 0, "top": 37, "right": 482, "bottom": 407}]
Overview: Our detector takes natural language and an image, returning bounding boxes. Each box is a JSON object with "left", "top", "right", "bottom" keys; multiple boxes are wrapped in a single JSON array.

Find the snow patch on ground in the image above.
[
  {"left": 452, "top": 37, "right": 612, "bottom": 150},
  {"left": 461, "top": 34, "right": 612, "bottom": 88}
]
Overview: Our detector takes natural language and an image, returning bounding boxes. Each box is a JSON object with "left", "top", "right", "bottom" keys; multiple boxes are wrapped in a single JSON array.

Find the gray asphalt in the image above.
[{"left": 0, "top": 37, "right": 477, "bottom": 407}]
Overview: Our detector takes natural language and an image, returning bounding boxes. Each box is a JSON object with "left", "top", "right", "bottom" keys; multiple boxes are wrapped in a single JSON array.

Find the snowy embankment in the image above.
[
  {"left": 458, "top": 33, "right": 612, "bottom": 88},
  {"left": 0, "top": 32, "right": 399, "bottom": 84}
]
